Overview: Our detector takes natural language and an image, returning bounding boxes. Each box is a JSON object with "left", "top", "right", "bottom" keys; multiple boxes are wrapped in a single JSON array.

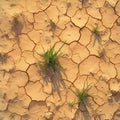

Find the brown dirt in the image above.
[{"left": 0, "top": 0, "right": 120, "bottom": 120}]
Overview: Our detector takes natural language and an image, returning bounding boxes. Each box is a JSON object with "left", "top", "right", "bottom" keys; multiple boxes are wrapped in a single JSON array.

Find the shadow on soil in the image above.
[
  {"left": 73, "top": 104, "right": 91, "bottom": 120},
  {"left": 11, "top": 15, "right": 23, "bottom": 41},
  {"left": 37, "top": 62, "right": 66, "bottom": 98}
]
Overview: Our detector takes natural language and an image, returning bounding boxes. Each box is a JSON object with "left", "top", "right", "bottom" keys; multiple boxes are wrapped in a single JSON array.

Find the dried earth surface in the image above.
[{"left": 0, "top": 0, "right": 120, "bottom": 120}]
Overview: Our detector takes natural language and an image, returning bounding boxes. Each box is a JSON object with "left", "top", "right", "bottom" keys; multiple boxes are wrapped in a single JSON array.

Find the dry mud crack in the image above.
[{"left": 0, "top": 0, "right": 120, "bottom": 120}]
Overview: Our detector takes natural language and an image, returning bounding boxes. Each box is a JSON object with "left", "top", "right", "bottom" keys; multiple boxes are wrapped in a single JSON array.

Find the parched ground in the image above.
[{"left": 0, "top": 0, "right": 120, "bottom": 120}]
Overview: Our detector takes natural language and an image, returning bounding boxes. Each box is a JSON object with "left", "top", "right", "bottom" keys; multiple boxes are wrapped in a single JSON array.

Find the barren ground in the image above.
[{"left": 0, "top": 0, "right": 120, "bottom": 120}]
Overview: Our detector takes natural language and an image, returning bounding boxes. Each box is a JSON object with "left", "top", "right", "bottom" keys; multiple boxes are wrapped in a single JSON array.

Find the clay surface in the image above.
[{"left": 0, "top": 0, "right": 120, "bottom": 120}]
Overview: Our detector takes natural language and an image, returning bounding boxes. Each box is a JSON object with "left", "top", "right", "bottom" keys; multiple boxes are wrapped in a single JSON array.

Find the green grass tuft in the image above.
[
  {"left": 68, "top": 83, "right": 92, "bottom": 112},
  {"left": 36, "top": 43, "right": 66, "bottom": 97},
  {"left": 76, "top": 83, "right": 91, "bottom": 111},
  {"left": 40, "top": 43, "right": 65, "bottom": 72}
]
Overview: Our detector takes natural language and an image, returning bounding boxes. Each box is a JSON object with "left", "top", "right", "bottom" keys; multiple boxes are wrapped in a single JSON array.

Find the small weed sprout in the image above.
[
  {"left": 68, "top": 83, "right": 92, "bottom": 112},
  {"left": 68, "top": 101, "right": 76, "bottom": 108},
  {"left": 92, "top": 24, "right": 101, "bottom": 46},
  {"left": 76, "top": 84, "right": 91, "bottom": 111},
  {"left": 93, "top": 25, "right": 100, "bottom": 36}
]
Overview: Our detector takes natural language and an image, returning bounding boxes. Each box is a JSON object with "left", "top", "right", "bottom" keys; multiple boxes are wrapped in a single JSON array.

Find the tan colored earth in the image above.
[{"left": 0, "top": 0, "right": 120, "bottom": 120}]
